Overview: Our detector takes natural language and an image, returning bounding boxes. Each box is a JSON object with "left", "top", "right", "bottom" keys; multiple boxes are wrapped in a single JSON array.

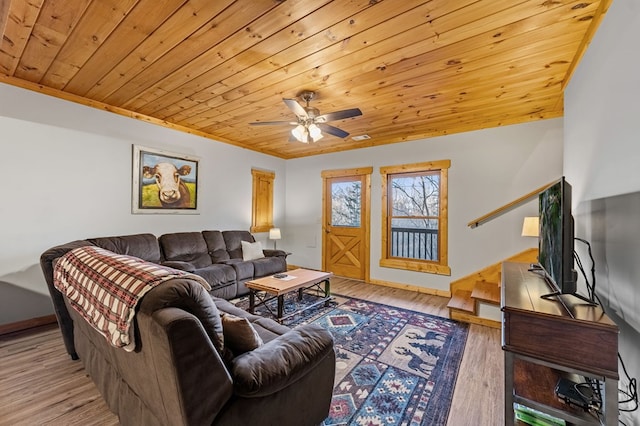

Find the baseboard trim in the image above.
[
  {"left": 368, "top": 278, "right": 451, "bottom": 298},
  {"left": 0, "top": 314, "right": 58, "bottom": 336},
  {"left": 287, "top": 264, "right": 450, "bottom": 298}
]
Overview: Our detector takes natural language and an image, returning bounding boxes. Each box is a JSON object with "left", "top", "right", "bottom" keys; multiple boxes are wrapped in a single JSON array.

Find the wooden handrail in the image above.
[{"left": 467, "top": 179, "right": 560, "bottom": 228}]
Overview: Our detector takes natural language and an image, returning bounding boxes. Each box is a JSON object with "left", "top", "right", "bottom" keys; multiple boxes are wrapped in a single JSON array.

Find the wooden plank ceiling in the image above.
[{"left": 0, "top": 0, "right": 611, "bottom": 159}]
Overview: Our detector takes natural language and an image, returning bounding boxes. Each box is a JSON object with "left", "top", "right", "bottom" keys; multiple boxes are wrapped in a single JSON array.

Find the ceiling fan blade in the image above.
[
  {"left": 249, "top": 120, "right": 296, "bottom": 126},
  {"left": 316, "top": 108, "right": 362, "bottom": 122},
  {"left": 283, "top": 98, "right": 308, "bottom": 118},
  {"left": 318, "top": 123, "right": 349, "bottom": 138}
]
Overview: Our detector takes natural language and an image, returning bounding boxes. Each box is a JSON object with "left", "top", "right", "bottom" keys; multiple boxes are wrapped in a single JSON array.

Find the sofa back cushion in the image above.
[
  {"left": 222, "top": 230, "right": 255, "bottom": 259},
  {"left": 88, "top": 233, "right": 161, "bottom": 263},
  {"left": 202, "top": 230, "right": 231, "bottom": 263},
  {"left": 159, "top": 232, "right": 212, "bottom": 269}
]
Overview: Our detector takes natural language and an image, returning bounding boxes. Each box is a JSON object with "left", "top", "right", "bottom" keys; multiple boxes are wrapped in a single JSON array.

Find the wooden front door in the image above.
[{"left": 321, "top": 168, "right": 371, "bottom": 281}]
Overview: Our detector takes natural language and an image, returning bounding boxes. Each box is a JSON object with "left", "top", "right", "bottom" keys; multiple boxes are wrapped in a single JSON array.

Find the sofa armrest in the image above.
[
  {"left": 230, "top": 324, "right": 334, "bottom": 398},
  {"left": 161, "top": 260, "right": 197, "bottom": 272},
  {"left": 262, "top": 249, "right": 288, "bottom": 258}
]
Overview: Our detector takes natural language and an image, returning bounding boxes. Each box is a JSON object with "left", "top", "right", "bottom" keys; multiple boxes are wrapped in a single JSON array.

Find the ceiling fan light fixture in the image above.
[
  {"left": 308, "top": 123, "right": 323, "bottom": 142},
  {"left": 291, "top": 124, "right": 307, "bottom": 143},
  {"left": 251, "top": 90, "right": 362, "bottom": 144},
  {"left": 291, "top": 124, "right": 304, "bottom": 142}
]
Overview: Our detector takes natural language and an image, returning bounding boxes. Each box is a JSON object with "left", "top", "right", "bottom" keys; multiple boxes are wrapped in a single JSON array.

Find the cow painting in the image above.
[
  {"left": 142, "top": 162, "right": 193, "bottom": 208},
  {"left": 132, "top": 146, "right": 199, "bottom": 214}
]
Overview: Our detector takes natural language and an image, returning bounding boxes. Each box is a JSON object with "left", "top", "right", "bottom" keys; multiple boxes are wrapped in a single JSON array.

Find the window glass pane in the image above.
[
  {"left": 390, "top": 218, "right": 439, "bottom": 261},
  {"left": 331, "top": 181, "right": 361, "bottom": 227},
  {"left": 390, "top": 174, "right": 439, "bottom": 216}
]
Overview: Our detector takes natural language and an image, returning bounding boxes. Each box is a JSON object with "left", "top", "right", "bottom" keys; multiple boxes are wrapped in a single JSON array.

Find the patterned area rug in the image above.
[{"left": 235, "top": 292, "right": 469, "bottom": 426}]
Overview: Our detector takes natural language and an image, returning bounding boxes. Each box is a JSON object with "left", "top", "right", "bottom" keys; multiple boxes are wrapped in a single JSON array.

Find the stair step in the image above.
[
  {"left": 447, "top": 290, "right": 476, "bottom": 314},
  {"left": 450, "top": 310, "right": 501, "bottom": 329},
  {"left": 471, "top": 281, "right": 501, "bottom": 305}
]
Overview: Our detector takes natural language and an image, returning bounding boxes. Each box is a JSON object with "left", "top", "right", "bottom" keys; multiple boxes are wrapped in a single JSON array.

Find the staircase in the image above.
[{"left": 447, "top": 248, "right": 538, "bottom": 328}]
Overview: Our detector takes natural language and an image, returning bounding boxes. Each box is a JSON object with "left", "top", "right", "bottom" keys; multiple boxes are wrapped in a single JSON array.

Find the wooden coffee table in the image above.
[{"left": 245, "top": 268, "right": 332, "bottom": 321}]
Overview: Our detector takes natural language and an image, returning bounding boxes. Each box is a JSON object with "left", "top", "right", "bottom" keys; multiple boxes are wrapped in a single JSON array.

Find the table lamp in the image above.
[
  {"left": 269, "top": 228, "right": 281, "bottom": 249},
  {"left": 521, "top": 216, "right": 539, "bottom": 237}
]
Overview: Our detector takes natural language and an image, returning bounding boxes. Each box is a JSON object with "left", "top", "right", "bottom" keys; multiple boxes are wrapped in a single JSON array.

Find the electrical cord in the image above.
[
  {"left": 574, "top": 237, "right": 597, "bottom": 301},
  {"left": 618, "top": 353, "right": 639, "bottom": 412},
  {"left": 572, "top": 238, "right": 638, "bottom": 417},
  {"left": 573, "top": 251, "right": 594, "bottom": 301},
  {"left": 581, "top": 377, "right": 602, "bottom": 407}
]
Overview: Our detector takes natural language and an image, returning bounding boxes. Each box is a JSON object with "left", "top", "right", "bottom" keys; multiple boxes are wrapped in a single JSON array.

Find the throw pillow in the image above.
[
  {"left": 241, "top": 240, "right": 265, "bottom": 261},
  {"left": 221, "top": 313, "right": 264, "bottom": 355}
]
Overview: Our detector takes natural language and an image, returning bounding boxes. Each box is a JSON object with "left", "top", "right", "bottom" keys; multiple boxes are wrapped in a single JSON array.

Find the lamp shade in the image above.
[
  {"left": 292, "top": 125, "right": 309, "bottom": 143},
  {"left": 269, "top": 228, "right": 281, "bottom": 240},
  {"left": 521, "top": 216, "right": 539, "bottom": 237},
  {"left": 308, "top": 124, "right": 323, "bottom": 142}
]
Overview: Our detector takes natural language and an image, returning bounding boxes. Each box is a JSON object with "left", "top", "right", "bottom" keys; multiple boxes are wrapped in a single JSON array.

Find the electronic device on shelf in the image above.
[
  {"left": 535, "top": 177, "right": 593, "bottom": 304},
  {"left": 554, "top": 377, "right": 593, "bottom": 412}
]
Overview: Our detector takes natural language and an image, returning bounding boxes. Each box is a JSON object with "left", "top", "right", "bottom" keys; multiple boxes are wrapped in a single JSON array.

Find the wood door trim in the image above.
[
  {"left": 321, "top": 167, "right": 373, "bottom": 178},
  {"left": 321, "top": 169, "right": 371, "bottom": 281}
]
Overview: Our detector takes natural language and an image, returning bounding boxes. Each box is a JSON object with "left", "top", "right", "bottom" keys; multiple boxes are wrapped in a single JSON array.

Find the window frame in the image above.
[{"left": 380, "top": 160, "right": 451, "bottom": 276}]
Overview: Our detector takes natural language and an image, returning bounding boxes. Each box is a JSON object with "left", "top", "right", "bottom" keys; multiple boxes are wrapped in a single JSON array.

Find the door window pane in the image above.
[{"left": 331, "top": 181, "right": 361, "bottom": 227}]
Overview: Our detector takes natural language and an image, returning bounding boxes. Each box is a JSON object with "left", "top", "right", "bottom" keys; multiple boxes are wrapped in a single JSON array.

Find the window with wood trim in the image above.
[
  {"left": 380, "top": 160, "right": 451, "bottom": 276},
  {"left": 250, "top": 169, "right": 275, "bottom": 233}
]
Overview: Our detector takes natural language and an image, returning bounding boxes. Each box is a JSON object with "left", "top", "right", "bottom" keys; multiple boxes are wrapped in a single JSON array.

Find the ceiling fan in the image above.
[{"left": 250, "top": 91, "right": 362, "bottom": 143}]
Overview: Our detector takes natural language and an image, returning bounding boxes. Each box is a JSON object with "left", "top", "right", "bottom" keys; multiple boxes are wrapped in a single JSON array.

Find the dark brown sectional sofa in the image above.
[
  {"left": 40, "top": 230, "right": 335, "bottom": 426},
  {"left": 157, "top": 230, "right": 288, "bottom": 299}
]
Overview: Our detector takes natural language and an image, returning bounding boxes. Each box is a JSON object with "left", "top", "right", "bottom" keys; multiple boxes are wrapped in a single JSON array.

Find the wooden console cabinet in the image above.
[{"left": 501, "top": 262, "right": 619, "bottom": 425}]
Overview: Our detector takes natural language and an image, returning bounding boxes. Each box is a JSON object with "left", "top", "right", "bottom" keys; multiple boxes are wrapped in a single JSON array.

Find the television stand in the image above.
[
  {"left": 527, "top": 263, "right": 544, "bottom": 272},
  {"left": 501, "top": 262, "right": 618, "bottom": 425},
  {"left": 540, "top": 290, "right": 598, "bottom": 306}
]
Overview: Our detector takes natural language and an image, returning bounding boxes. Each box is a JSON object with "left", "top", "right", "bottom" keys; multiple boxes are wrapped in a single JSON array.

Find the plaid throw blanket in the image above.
[{"left": 54, "top": 246, "right": 212, "bottom": 351}]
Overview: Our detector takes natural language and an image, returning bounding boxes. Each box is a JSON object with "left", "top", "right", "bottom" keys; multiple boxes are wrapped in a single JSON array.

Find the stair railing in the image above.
[{"left": 467, "top": 179, "right": 560, "bottom": 228}]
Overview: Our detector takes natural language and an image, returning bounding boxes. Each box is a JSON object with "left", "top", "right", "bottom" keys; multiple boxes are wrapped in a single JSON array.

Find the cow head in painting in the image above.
[{"left": 142, "top": 162, "right": 192, "bottom": 208}]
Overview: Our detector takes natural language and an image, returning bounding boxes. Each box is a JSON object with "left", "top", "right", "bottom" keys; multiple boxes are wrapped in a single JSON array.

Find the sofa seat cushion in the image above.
[
  {"left": 193, "top": 264, "right": 236, "bottom": 287},
  {"left": 219, "top": 259, "right": 254, "bottom": 281},
  {"left": 252, "top": 256, "right": 286, "bottom": 277},
  {"left": 161, "top": 260, "right": 196, "bottom": 272},
  {"left": 214, "top": 298, "right": 262, "bottom": 320},
  {"left": 231, "top": 324, "right": 335, "bottom": 398},
  {"left": 159, "top": 232, "right": 212, "bottom": 269},
  {"left": 214, "top": 299, "right": 289, "bottom": 343},
  {"left": 252, "top": 318, "right": 292, "bottom": 342}
]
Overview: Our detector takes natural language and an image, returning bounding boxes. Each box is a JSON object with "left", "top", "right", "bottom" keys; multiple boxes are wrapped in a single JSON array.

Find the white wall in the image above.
[
  {"left": 1, "top": 80, "right": 565, "bottom": 316},
  {"left": 285, "top": 118, "right": 563, "bottom": 291},
  {"left": 0, "top": 83, "right": 286, "bottom": 319},
  {"left": 565, "top": 0, "right": 640, "bottom": 423}
]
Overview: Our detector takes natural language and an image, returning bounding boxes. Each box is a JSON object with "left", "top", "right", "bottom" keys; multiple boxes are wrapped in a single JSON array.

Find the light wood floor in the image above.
[{"left": 0, "top": 278, "right": 504, "bottom": 425}]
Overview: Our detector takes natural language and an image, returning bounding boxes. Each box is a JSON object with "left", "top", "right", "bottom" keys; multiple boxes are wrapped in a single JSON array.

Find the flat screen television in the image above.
[{"left": 537, "top": 177, "right": 581, "bottom": 300}]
